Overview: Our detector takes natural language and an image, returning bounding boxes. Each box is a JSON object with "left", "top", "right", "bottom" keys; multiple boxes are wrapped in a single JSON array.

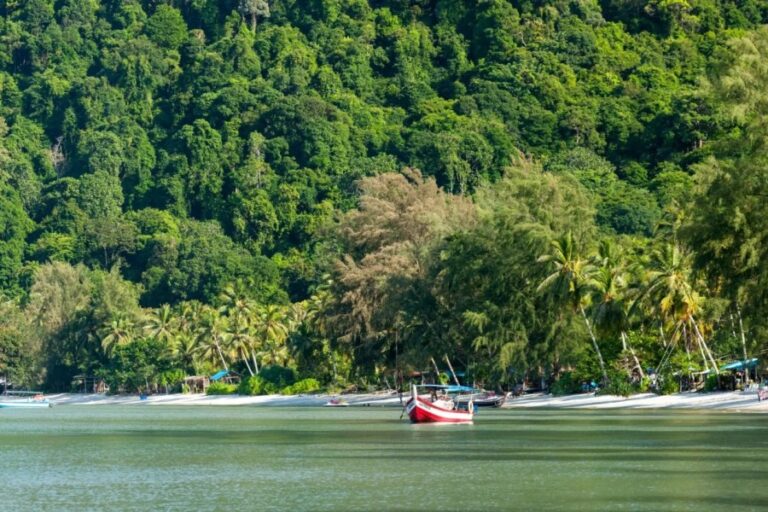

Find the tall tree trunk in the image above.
[
  {"left": 690, "top": 317, "right": 719, "bottom": 374},
  {"left": 695, "top": 327, "right": 710, "bottom": 373},
  {"left": 251, "top": 12, "right": 257, "bottom": 31},
  {"left": 737, "top": 305, "right": 750, "bottom": 384},
  {"left": 621, "top": 331, "right": 644, "bottom": 379},
  {"left": 241, "top": 349, "right": 254, "bottom": 376},
  {"left": 250, "top": 348, "right": 260, "bottom": 374},
  {"left": 580, "top": 305, "right": 607, "bottom": 381},
  {"left": 214, "top": 338, "right": 229, "bottom": 371}
]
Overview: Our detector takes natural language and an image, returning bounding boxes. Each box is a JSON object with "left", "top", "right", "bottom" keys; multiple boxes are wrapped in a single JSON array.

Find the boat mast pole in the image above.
[
  {"left": 444, "top": 354, "right": 461, "bottom": 386},
  {"left": 430, "top": 357, "right": 441, "bottom": 384}
]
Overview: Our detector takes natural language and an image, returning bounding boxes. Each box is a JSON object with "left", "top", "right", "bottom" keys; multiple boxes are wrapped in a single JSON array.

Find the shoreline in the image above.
[{"left": 43, "top": 389, "right": 768, "bottom": 411}]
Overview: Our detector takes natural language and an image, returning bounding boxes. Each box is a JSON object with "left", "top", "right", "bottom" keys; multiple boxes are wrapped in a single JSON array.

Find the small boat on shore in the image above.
[
  {"left": 455, "top": 390, "right": 511, "bottom": 408},
  {"left": 324, "top": 397, "right": 349, "bottom": 407},
  {"left": 404, "top": 384, "right": 474, "bottom": 424},
  {"left": 0, "top": 393, "right": 52, "bottom": 408}
]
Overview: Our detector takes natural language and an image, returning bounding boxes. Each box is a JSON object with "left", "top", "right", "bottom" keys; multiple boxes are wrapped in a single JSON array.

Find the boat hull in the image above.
[
  {"left": 0, "top": 401, "right": 52, "bottom": 408},
  {"left": 405, "top": 396, "right": 473, "bottom": 424},
  {"left": 456, "top": 392, "right": 510, "bottom": 408}
]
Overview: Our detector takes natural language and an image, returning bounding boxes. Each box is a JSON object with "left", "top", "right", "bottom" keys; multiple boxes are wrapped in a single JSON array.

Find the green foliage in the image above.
[
  {"left": 105, "top": 337, "right": 174, "bottom": 393},
  {"left": 145, "top": 5, "right": 187, "bottom": 50},
  {"left": 550, "top": 372, "right": 581, "bottom": 396},
  {"left": 238, "top": 375, "right": 265, "bottom": 395},
  {"left": 206, "top": 382, "right": 238, "bottom": 395},
  {"left": 281, "top": 378, "right": 321, "bottom": 395},
  {"left": 0, "top": 0, "right": 765, "bottom": 392},
  {"left": 238, "top": 375, "right": 280, "bottom": 395},
  {"left": 159, "top": 369, "right": 186, "bottom": 391},
  {"left": 0, "top": 183, "right": 33, "bottom": 293},
  {"left": 259, "top": 365, "right": 297, "bottom": 388},
  {"left": 657, "top": 373, "right": 681, "bottom": 395},
  {"left": 598, "top": 371, "right": 634, "bottom": 397},
  {"left": 704, "top": 374, "right": 719, "bottom": 392}
]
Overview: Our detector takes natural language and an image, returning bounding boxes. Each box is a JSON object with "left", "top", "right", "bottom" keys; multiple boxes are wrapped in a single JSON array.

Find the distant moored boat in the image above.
[
  {"left": 0, "top": 393, "right": 52, "bottom": 408},
  {"left": 324, "top": 397, "right": 349, "bottom": 407}
]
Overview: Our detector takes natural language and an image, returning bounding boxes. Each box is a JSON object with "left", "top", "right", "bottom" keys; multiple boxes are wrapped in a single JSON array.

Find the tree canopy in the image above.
[{"left": 1, "top": 0, "right": 767, "bottom": 393}]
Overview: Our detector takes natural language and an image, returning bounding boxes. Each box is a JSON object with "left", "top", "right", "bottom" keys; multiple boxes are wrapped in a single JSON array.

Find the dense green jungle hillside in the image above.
[{"left": 1, "top": 0, "right": 768, "bottom": 393}]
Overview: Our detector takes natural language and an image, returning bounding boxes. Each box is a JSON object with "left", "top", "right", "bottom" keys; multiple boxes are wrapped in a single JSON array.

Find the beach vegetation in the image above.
[
  {"left": 549, "top": 373, "right": 582, "bottom": 397},
  {"left": 206, "top": 382, "right": 239, "bottom": 395},
  {"left": 282, "top": 378, "right": 322, "bottom": 395},
  {"left": 0, "top": 0, "right": 767, "bottom": 397},
  {"left": 597, "top": 371, "right": 635, "bottom": 398}
]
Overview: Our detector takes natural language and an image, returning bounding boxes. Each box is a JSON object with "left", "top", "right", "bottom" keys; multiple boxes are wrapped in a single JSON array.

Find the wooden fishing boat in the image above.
[{"left": 404, "top": 384, "right": 474, "bottom": 424}]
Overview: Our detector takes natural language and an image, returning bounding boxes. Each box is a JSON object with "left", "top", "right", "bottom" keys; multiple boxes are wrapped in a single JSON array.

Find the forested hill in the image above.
[{"left": 2, "top": 0, "right": 768, "bottom": 391}]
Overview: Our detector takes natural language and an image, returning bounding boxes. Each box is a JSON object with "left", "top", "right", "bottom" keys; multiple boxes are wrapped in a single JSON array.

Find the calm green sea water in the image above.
[{"left": 1, "top": 405, "right": 766, "bottom": 511}]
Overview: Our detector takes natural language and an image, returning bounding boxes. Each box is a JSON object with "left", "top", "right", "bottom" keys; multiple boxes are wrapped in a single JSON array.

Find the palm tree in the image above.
[
  {"left": 144, "top": 304, "right": 176, "bottom": 346},
  {"left": 173, "top": 332, "right": 199, "bottom": 375},
  {"left": 229, "top": 319, "right": 258, "bottom": 376},
  {"left": 537, "top": 231, "right": 607, "bottom": 381},
  {"left": 218, "top": 281, "right": 255, "bottom": 322},
  {"left": 177, "top": 301, "right": 204, "bottom": 338},
  {"left": 196, "top": 306, "right": 232, "bottom": 371},
  {"left": 255, "top": 304, "right": 290, "bottom": 367},
  {"left": 638, "top": 243, "right": 718, "bottom": 374},
  {"left": 219, "top": 282, "right": 264, "bottom": 374},
  {"left": 99, "top": 314, "right": 136, "bottom": 357},
  {"left": 590, "top": 242, "right": 644, "bottom": 378}
]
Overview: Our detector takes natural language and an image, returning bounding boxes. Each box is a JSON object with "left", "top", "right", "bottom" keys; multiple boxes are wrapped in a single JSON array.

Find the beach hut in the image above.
[
  {"left": 71, "top": 375, "right": 107, "bottom": 394},
  {"left": 183, "top": 376, "right": 210, "bottom": 393},
  {"left": 720, "top": 358, "right": 759, "bottom": 388}
]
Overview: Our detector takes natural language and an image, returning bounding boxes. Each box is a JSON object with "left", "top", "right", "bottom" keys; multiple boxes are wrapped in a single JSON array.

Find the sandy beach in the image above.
[
  {"left": 504, "top": 390, "right": 768, "bottom": 411},
  {"left": 44, "top": 389, "right": 768, "bottom": 411}
]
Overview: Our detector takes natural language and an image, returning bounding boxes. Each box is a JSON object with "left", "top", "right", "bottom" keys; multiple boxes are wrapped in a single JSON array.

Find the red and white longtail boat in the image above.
[{"left": 404, "top": 384, "right": 474, "bottom": 424}]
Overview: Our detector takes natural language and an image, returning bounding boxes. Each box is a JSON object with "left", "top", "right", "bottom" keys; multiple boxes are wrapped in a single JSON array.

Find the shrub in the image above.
[
  {"left": 238, "top": 375, "right": 265, "bottom": 395},
  {"left": 206, "top": 382, "right": 237, "bottom": 395},
  {"left": 657, "top": 374, "right": 679, "bottom": 395},
  {"left": 282, "top": 378, "right": 321, "bottom": 395},
  {"left": 636, "top": 376, "right": 651, "bottom": 393},
  {"left": 238, "top": 375, "right": 280, "bottom": 395},
  {"left": 260, "top": 365, "right": 297, "bottom": 388},
  {"left": 159, "top": 369, "right": 186, "bottom": 392},
  {"left": 598, "top": 372, "right": 633, "bottom": 397},
  {"left": 550, "top": 372, "right": 581, "bottom": 396},
  {"left": 704, "top": 374, "right": 719, "bottom": 392}
]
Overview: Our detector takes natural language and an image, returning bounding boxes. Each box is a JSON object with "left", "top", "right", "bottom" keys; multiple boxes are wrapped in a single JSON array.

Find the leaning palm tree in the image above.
[
  {"left": 219, "top": 282, "right": 263, "bottom": 374},
  {"left": 637, "top": 243, "right": 718, "bottom": 374},
  {"left": 228, "top": 319, "right": 258, "bottom": 376},
  {"left": 537, "top": 231, "right": 607, "bottom": 381}
]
